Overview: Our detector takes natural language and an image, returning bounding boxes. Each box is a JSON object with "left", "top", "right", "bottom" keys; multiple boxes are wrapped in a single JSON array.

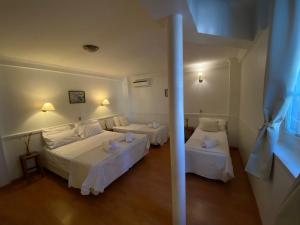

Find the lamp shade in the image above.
[
  {"left": 41, "top": 102, "right": 55, "bottom": 112},
  {"left": 102, "top": 99, "right": 110, "bottom": 105}
]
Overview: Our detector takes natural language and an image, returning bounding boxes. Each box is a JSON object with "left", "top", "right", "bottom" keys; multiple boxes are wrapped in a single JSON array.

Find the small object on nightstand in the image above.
[
  {"left": 184, "top": 126, "right": 195, "bottom": 143},
  {"left": 20, "top": 151, "right": 44, "bottom": 179}
]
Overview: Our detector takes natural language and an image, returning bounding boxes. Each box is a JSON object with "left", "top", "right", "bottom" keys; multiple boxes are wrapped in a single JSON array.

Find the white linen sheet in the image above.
[
  {"left": 43, "top": 131, "right": 150, "bottom": 195},
  {"left": 113, "top": 123, "right": 168, "bottom": 146},
  {"left": 185, "top": 128, "right": 234, "bottom": 182}
]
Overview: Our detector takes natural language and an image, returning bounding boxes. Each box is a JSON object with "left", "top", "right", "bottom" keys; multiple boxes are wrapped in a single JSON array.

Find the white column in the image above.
[{"left": 168, "top": 14, "right": 186, "bottom": 225}]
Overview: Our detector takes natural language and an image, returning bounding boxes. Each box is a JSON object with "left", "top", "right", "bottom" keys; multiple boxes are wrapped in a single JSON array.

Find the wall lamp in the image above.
[
  {"left": 41, "top": 102, "right": 56, "bottom": 112},
  {"left": 198, "top": 72, "right": 204, "bottom": 83},
  {"left": 101, "top": 99, "right": 110, "bottom": 106}
]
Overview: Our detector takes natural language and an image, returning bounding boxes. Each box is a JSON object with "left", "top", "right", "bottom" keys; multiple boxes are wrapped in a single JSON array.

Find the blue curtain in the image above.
[
  {"left": 287, "top": 74, "right": 300, "bottom": 135},
  {"left": 245, "top": 0, "right": 300, "bottom": 179}
]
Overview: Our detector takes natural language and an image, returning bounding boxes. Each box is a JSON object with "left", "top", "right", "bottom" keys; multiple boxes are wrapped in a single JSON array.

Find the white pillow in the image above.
[
  {"left": 82, "top": 123, "right": 103, "bottom": 138},
  {"left": 76, "top": 120, "right": 103, "bottom": 138},
  {"left": 198, "top": 118, "right": 220, "bottom": 132},
  {"left": 42, "top": 128, "right": 80, "bottom": 149},
  {"left": 105, "top": 118, "right": 115, "bottom": 129},
  {"left": 218, "top": 119, "right": 227, "bottom": 131},
  {"left": 43, "top": 124, "right": 73, "bottom": 134},
  {"left": 113, "top": 117, "right": 121, "bottom": 127},
  {"left": 99, "top": 120, "right": 107, "bottom": 130},
  {"left": 119, "top": 116, "right": 129, "bottom": 126}
]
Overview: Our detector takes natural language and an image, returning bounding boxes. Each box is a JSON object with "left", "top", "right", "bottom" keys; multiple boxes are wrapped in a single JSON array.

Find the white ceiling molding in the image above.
[
  {"left": 0, "top": 56, "right": 123, "bottom": 81},
  {"left": 184, "top": 59, "right": 229, "bottom": 73},
  {"left": 236, "top": 49, "right": 249, "bottom": 62}
]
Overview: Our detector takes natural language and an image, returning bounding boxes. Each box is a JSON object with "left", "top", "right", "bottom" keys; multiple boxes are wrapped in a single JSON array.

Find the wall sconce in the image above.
[
  {"left": 41, "top": 102, "right": 55, "bottom": 112},
  {"left": 198, "top": 72, "right": 204, "bottom": 83},
  {"left": 101, "top": 99, "right": 110, "bottom": 106}
]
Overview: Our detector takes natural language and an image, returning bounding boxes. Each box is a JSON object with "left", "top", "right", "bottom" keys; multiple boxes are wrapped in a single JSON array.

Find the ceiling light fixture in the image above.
[{"left": 83, "top": 44, "right": 99, "bottom": 53}]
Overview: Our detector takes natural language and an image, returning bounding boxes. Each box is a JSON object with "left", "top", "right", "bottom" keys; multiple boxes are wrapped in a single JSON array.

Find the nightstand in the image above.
[
  {"left": 20, "top": 151, "right": 44, "bottom": 179},
  {"left": 184, "top": 127, "right": 195, "bottom": 142}
]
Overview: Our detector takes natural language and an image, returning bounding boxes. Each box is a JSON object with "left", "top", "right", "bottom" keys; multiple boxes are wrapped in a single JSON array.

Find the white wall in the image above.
[
  {"left": 127, "top": 61, "right": 241, "bottom": 147},
  {"left": 0, "top": 65, "right": 123, "bottom": 135},
  {"left": 0, "top": 75, "right": 9, "bottom": 186},
  {"left": 128, "top": 73, "right": 169, "bottom": 124},
  {"left": 0, "top": 64, "right": 125, "bottom": 183},
  {"left": 184, "top": 64, "right": 230, "bottom": 115},
  {"left": 239, "top": 30, "right": 296, "bottom": 225}
]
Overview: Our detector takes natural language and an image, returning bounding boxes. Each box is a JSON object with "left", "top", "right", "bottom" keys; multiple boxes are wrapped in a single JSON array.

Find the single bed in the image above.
[
  {"left": 113, "top": 123, "right": 168, "bottom": 146},
  {"left": 42, "top": 130, "right": 150, "bottom": 195},
  {"left": 185, "top": 127, "right": 234, "bottom": 182}
]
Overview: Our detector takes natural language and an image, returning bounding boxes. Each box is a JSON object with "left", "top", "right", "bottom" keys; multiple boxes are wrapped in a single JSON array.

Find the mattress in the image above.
[
  {"left": 185, "top": 128, "right": 234, "bottom": 182},
  {"left": 113, "top": 123, "right": 168, "bottom": 146},
  {"left": 42, "top": 131, "right": 150, "bottom": 195}
]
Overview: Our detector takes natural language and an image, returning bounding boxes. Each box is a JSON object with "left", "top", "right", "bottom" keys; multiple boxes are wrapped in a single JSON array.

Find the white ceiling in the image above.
[{"left": 0, "top": 0, "right": 249, "bottom": 78}]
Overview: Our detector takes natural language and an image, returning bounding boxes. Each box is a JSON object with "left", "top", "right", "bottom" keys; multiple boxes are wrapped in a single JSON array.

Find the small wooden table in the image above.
[{"left": 20, "top": 151, "right": 44, "bottom": 179}]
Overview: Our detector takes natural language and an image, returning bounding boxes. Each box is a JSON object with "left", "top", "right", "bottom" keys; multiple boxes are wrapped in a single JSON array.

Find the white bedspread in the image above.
[
  {"left": 43, "top": 131, "right": 150, "bottom": 195},
  {"left": 185, "top": 128, "right": 234, "bottom": 182},
  {"left": 113, "top": 123, "right": 168, "bottom": 146}
]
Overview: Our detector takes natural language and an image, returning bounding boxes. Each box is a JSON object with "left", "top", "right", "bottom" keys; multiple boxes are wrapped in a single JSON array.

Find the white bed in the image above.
[
  {"left": 185, "top": 128, "right": 234, "bottom": 182},
  {"left": 113, "top": 123, "right": 168, "bottom": 146},
  {"left": 42, "top": 130, "right": 150, "bottom": 195}
]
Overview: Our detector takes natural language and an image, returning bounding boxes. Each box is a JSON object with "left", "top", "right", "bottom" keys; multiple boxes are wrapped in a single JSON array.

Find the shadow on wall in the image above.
[{"left": 0, "top": 139, "right": 9, "bottom": 186}]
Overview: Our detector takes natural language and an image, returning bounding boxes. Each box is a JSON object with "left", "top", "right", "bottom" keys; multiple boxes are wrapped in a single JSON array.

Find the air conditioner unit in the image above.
[{"left": 132, "top": 78, "right": 152, "bottom": 87}]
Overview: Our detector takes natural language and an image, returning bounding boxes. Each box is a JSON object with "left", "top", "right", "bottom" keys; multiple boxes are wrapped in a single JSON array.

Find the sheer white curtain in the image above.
[{"left": 245, "top": 0, "right": 300, "bottom": 179}]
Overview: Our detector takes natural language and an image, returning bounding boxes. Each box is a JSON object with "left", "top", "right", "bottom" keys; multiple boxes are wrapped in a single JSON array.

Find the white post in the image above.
[{"left": 168, "top": 14, "right": 186, "bottom": 225}]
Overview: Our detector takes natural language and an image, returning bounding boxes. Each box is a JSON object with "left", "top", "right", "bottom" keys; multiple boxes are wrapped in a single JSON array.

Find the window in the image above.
[
  {"left": 286, "top": 73, "right": 300, "bottom": 136},
  {"left": 277, "top": 73, "right": 300, "bottom": 178}
]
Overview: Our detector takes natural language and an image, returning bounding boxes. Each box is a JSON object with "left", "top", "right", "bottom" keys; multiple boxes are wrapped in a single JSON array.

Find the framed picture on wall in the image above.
[{"left": 68, "top": 91, "right": 86, "bottom": 104}]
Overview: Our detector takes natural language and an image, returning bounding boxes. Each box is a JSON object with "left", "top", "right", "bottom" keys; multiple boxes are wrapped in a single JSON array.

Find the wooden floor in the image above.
[{"left": 0, "top": 142, "right": 261, "bottom": 225}]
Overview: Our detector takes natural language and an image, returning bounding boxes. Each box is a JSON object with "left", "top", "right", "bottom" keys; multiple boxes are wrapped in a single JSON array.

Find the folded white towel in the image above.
[
  {"left": 109, "top": 140, "right": 119, "bottom": 149},
  {"left": 148, "top": 121, "right": 160, "bottom": 129},
  {"left": 201, "top": 136, "right": 218, "bottom": 148},
  {"left": 153, "top": 122, "right": 160, "bottom": 129},
  {"left": 103, "top": 140, "right": 120, "bottom": 153},
  {"left": 125, "top": 132, "right": 135, "bottom": 143}
]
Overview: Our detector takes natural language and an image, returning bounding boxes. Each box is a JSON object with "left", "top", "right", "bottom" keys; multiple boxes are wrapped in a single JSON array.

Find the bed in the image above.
[
  {"left": 42, "top": 130, "right": 150, "bottom": 195},
  {"left": 185, "top": 119, "right": 234, "bottom": 182},
  {"left": 113, "top": 123, "right": 168, "bottom": 146}
]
